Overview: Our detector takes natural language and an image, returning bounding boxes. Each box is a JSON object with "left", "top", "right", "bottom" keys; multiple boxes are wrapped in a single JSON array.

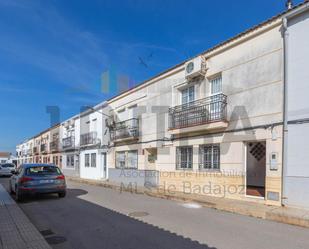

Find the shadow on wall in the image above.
[{"left": 19, "top": 187, "right": 216, "bottom": 249}]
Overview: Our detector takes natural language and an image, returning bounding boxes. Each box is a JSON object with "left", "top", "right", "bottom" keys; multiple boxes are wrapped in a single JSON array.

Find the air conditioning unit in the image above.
[{"left": 185, "top": 56, "right": 207, "bottom": 79}]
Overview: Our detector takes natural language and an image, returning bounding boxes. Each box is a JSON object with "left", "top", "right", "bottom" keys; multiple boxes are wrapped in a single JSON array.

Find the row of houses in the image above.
[{"left": 16, "top": 2, "right": 309, "bottom": 209}]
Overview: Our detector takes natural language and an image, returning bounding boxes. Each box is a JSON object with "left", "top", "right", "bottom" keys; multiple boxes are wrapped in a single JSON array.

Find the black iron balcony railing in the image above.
[
  {"left": 62, "top": 136, "right": 75, "bottom": 149},
  {"left": 33, "top": 146, "right": 38, "bottom": 154},
  {"left": 168, "top": 93, "right": 227, "bottom": 130},
  {"left": 110, "top": 118, "right": 139, "bottom": 141},
  {"left": 50, "top": 140, "right": 59, "bottom": 152},
  {"left": 40, "top": 144, "right": 47, "bottom": 153},
  {"left": 80, "top": 131, "right": 98, "bottom": 146}
]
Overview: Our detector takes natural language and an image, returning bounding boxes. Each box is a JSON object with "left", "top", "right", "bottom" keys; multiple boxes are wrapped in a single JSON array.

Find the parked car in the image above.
[
  {"left": 10, "top": 164, "right": 66, "bottom": 201},
  {"left": 0, "top": 163, "right": 16, "bottom": 176}
]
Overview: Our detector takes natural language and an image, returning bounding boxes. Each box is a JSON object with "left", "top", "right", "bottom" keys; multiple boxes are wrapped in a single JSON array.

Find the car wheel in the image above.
[
  {"left": 16, "top": 188, "right": 24, "bottom": 202},
  {"left": 58, "top": 192, "right": 66, "bottom": 198}
]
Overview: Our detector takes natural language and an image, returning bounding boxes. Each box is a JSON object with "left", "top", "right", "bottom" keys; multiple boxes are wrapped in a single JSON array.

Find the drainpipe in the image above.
[{"left": 281, "top": 17, "right": 289, "bottom": 206}]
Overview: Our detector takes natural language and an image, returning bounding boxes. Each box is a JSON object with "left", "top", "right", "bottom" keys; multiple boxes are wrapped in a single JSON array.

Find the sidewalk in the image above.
[
  {"left": 0, "top": 184, "right": 51, "bottom": 249},
  {"left": 67, "top": 176, "right": 309, "bottom": 229}
]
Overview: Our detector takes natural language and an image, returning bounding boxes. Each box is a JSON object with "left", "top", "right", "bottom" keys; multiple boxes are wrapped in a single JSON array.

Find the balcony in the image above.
[
  {"left": 50, "top": 140, "right": 60, "bottom": 152},
  {"left": 40, "top": 144, "right": 48, "bottom": 154},
  {"left": 62, "top": 136, "right": 75, "bottom": 150},
  {"left": 168, "top": 94, "right": 228, "bottom": 135},
  {"left": 80, "top": 132, "right": 98, "bottom": 146},
  {"left": 110, "top": 118, "right": 139, "bottom": 142}
]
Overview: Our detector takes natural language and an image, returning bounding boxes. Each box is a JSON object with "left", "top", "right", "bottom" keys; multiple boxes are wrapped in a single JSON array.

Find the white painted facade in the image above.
[
  {"left": 14, "top": 3, "right": 309, "bottom": 208},
  {"left": 60, "top": 115, "right": 80, "bottom": 177},
  {"left": 79, "top": 103, "right": 110, "bottom": 180},
  {"left": 283, "top": 5, "right": 309, "bottom": 209},
  {"left": 106, "top": 19, "right": 284, "bottom": 205}
]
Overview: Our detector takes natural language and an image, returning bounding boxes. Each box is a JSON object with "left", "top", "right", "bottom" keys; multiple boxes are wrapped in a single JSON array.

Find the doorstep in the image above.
[{"left": 67, "top": 176, "right": 309, "bottom": 229}]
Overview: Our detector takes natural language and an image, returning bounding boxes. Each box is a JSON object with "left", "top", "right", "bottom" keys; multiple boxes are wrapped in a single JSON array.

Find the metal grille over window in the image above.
[
  {"left": 127, "top": 150, "right": 138, "bottom": 169},
  {"left": 116, "top": 151, "right": 126, "bottom": 168},
  {"left": 116, "top": 150, "right": 138, "bottom": 169},
  {"left": 249, "top": 142, "right": 266, "bottom": 161},
  {"left": 91, "top": 153, "right": 96, "bottom": 167},
  {"left": 85, "top": 154, "right": 90, "bottom": 167},
  {"left": 176, "top": 146, "right": 193, "bottom": 169},
  {"left": 199, "top": 145, "right": 220, "bottom": 170}
]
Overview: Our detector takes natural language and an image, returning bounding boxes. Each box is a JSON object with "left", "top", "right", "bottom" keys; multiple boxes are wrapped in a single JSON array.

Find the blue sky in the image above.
[{"left": 0, "top": 0, "right": 303, "bottom": 153}]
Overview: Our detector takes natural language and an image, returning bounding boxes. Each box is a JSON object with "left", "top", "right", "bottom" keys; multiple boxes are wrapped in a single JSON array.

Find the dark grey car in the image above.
[{"left": 10, "top": 164, "right": 66, "bottom": 201}]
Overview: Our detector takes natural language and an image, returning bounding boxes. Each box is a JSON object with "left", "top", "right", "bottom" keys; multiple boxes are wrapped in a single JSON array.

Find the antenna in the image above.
[{"left": 286, "top": 0, "right": 293, "bottom": 10}]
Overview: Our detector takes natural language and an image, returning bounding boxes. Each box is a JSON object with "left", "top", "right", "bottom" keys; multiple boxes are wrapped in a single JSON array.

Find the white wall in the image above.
[
  {"left": 284, "top": 9, "right": 309, "bottom": 209},
  {"left": 107, "top": 24, "right": 283, "bottom": 171},
  {"left": 80, "top": 149, "right": 106, "bottom": 180}
]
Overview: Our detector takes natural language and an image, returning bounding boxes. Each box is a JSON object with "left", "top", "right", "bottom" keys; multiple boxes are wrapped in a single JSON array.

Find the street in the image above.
[{"left": 1, "top": 177, "right": 309, "bottom": 249}]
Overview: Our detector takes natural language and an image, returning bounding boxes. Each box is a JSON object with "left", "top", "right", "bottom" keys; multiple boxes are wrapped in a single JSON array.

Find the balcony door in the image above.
[
  {"left": 180, "top": 86, "right": 195, "bottom": 127},
  {"left": 209, "top": 75, "right": 222, "bottom": 120},
  {"left": 181, "top": 86, "right": 195, "bottom": 105}
]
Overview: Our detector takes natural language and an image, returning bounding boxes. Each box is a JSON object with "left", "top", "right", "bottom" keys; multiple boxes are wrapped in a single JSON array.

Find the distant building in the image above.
[{"left": 0, "top": 152, "right": 13, "bottom": 164}]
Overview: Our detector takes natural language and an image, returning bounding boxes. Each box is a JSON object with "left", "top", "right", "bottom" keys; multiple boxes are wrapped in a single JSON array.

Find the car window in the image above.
[
  {"left": 2, "top": 164, "right": 15, "bottom": 168},
  {"left": 25, "top": 166, "right": 61, "bottom": 176}
]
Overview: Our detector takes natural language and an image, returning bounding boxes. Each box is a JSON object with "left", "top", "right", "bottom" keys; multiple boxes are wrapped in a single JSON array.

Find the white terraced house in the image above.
[
  {"left": 16, "top": 2, "right": 309, "bottom": 209},
  {"left": 60, "top": 114, "right": 80, "bottom": 177},
  {"left": 79, "top": 102, "right": 110, "bottom": 180}
]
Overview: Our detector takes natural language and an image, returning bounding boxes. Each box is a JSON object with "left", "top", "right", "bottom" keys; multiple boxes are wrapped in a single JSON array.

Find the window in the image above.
[
  {"left": 127, "top": 150, "right": 138, "bottom": 169},
  {"left": 176, "top": 146, "right": 193, "bottom": 169},
  {"left": 91, "top": 153, "right": 96, "bottom": 167},
  {"left": 116, "top": 151, "right": 126, "bottom": 168},
  {"left": 66, "top": 154, "right": 75, "bottom": 168},
  {"left": 128, "top": 104, "right": 137, "bottom": 119},
  {"left": 199, "top": 144, "right": 220, "bottom": 170},
  {"left": 210, "top": 75, "right": 222, "bottom": 95},
  {"left": 26, "top": 166, "right": 61, "bottom": 176},
  {"left": 70, "top": 155, "right": 74, "bottom": 167},
  {"left": 209, "top": 75, "right": 223, "bottom": 120},
  {"left": 116, "top": 150, "right": 138, "bottom": 169},
  {"left": 181, "top": 86, "right": 195, "bottom": 104},
  {"left": 85, "top": 154, "right": 90, "bottom": 167}
]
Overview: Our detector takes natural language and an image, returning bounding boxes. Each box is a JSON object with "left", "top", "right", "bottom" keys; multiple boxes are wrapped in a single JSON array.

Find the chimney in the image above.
[{"left": 286, "top": 0, "right": 293, "bottom": 9}]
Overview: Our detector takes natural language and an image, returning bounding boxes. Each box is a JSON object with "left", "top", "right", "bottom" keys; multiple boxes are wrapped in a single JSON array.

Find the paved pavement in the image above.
[
  {"left": 1, "top": 177, "right": 309, "bottom": 249},
  {"left": 68, "top": 176, "right": 309, "bottom": 228},
  {"left": 0, "top": 181, "right": 51, "bottom": 249}
]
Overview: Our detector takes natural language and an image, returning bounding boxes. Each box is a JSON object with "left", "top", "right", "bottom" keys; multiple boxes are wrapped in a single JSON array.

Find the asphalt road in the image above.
[{"left": 1, "top": 176, "right": 309, "bottom": 249}]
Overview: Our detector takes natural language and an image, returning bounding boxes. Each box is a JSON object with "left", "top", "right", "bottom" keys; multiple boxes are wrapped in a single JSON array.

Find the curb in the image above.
[{"left": 0, "top": 184, "right": 52, "bottom": 249}]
